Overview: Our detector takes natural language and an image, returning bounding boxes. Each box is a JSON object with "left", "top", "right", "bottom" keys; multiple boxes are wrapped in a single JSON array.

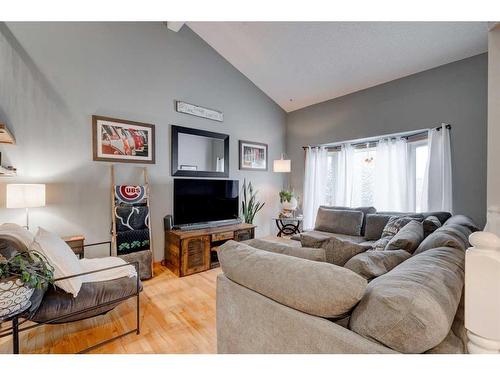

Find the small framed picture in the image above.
[
  {"left": 239, "top": 140, "right": 268, "bottom": 171},
  {"left": 92, "top": 115, "right": 155, "bottom": 164}
]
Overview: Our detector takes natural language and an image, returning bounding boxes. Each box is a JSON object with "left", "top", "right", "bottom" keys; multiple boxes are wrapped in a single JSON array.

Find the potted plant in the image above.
[
  {"left": 241, "top": 179, "right": 265, "bottom": 224},
  {"left": 0, "top": 250, "right": 54, "bottom": 319},
  {"left": 279, "top": 189, "right": 298, "bottom": 211}
]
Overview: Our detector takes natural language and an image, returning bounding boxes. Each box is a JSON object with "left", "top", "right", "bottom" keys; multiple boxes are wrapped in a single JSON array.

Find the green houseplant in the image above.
[
  {"left": 241, "top": 179, "right": 265, "bottom": 224},
  {"left": 279, "top": 189, "right": 298, "bottom": 212},
  {"left": 0, "top": 250, "right": 54, "bottom": 318}
]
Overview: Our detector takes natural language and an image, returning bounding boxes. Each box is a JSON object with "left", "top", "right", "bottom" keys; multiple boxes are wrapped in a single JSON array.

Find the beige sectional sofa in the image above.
[{"left": 216, "top": 206, "right": 480, "bottom": 354}]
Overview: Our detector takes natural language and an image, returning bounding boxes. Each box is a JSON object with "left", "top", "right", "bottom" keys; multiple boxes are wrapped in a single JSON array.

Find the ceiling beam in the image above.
[{"left": 165, "top": 22, "right": 185, "bottom": 32}]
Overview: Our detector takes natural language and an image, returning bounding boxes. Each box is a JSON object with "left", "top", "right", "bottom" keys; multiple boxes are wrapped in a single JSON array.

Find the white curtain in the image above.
[
  {"left": 334, "top": 144, "right": 354, "bottom": 206},
  {"left": 303, "top": 146, "right": 328, "bottom": 230},
  {"left": 374, "top": 137, "right": 410, "bottom": 212},
  {"left": 421, "top": 125, "right": 453, "bottom": 212}
]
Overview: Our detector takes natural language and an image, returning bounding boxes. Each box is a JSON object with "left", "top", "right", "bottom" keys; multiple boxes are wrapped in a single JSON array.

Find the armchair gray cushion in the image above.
[
  {"left": 218, "top": 240, "right": 367, "bottom": 318},
  {"left": 314, "top": 208, "right": 364, "bottom": 236},
  {"left": 32, "top": 276, "right": 141, "bottom": 323},
  {"left": 349, "top": 247, "right": 464, "bottom": 353},
  {"left": 244, "top": 238, "right": 326, "bottom": 262}
]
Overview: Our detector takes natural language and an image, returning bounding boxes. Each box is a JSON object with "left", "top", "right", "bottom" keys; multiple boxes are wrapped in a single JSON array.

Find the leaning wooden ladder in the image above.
[{"left": 110, "top": 165, "right": 154, "bottom": 278}]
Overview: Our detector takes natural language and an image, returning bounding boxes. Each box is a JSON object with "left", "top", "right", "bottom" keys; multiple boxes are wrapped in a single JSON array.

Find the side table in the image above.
[
  {"left": 62, "top": 235, "right": 85, "bottom": 259},
  {"left": 274, "top": 217, "right": 303, "bottom": 237}
]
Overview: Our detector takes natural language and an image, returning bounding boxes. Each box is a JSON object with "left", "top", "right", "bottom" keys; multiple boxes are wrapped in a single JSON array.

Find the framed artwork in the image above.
[
  {"left": 92, "top": 115, "right": 155, "bottom": 164},
  {"left": 239, "top": 140, "right": 268, "bottom": 171},
  {"left": 175, "top": 100, "right": 224, "bottom": 122}
]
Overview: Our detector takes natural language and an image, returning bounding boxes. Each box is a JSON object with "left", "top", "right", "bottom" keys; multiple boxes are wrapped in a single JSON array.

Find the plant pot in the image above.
[
  {"left": 0, "top": 276, "right": 34, "bottom": 319},
  {"left": 281, "top": 196, "right": 298, "bottom": 211}
]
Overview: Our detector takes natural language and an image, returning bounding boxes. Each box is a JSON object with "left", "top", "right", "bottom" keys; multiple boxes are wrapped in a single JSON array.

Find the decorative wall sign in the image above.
[
  {"left": 93, "top": 115, "right": 155, "bottom": 164},
  {"left": 239, "top": 140, "right": 268, "bottom": 171},
  {"left": 175, "top": 101, "right": 224, "bottom": 122}
]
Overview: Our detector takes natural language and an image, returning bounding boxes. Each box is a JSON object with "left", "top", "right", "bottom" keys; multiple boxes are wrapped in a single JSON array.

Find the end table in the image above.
[{"left": 274, "top": 217, "right": 303, "bottom": 237}]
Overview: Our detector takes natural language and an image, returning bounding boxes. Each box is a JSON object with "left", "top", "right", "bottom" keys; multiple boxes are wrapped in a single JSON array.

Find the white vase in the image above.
[
  {"left": 281, "top": 196, "right": 298, "bottom": 211},
  {"left": 0, "top": 277, "right": 34, "bottom": 318}
]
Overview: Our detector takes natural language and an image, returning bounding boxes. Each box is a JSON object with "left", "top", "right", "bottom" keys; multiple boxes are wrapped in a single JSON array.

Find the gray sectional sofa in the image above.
[{"left": 216, "top": 206, "right": 480, "bottom": 354}]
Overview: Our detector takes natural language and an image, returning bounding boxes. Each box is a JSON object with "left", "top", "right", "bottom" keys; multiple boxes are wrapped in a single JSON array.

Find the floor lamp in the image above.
[{"left": 6, "top": 184, "right": 46, "bottom": 231}]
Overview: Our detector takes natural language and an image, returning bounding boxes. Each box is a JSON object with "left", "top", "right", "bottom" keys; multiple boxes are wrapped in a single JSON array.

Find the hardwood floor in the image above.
[{"left": 0, "top": 264, "right": 221, "bottom": 354}]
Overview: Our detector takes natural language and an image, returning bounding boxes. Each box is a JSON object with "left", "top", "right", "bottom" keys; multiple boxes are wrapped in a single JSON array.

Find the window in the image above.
[
  {"left": 410, "top": 141, "right": 429, "bottom": 212},
  {"left": 325, "top": 137, "right": 429, "bottom": 211}
]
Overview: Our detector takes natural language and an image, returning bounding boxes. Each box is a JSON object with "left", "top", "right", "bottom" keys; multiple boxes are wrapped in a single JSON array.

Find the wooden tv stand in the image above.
[{"left": 164, "top": 223, "right": 255, "bottom": 277}]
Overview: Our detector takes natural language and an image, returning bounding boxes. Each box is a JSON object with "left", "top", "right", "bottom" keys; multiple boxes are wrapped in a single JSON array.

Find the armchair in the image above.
[{"left": 0, "top": 241, "right": 142, "bottom": 354}]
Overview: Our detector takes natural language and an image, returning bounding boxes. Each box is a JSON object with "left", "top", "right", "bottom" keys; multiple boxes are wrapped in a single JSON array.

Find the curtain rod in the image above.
[{"left": 302, "top": 124, "right": 451, "bottom": 150}]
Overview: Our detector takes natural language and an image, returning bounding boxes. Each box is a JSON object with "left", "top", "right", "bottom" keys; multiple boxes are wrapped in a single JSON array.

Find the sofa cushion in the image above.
[
  {"left": 414, "top": 224, "right": 471, "bottom": 255},
  {"left": 314, "top": 208, "right": 364, "bottom": 236},
  {"left": 218, "top": 240, "right": 367, "bottom": 318},
  {"left": 319, "top": 206, "right": 376, "bottom": 236},
  {"left": 443, "top": 214, "right": 481, "bottom": 232},
  {"left": 364, "top": 214, "right": 393, "bottom": 240},
  {"left": 423, "top": 215, "right": 442, "bottom": 237},
  {"left": 344, "top": 250, "right": 411, "bottom": 280},
  {"left": 300, "top": 230, "right": 365, "bottom": 244},
  {"left": 385, "top": 220, "right": 424, "bottom": 253},
  {"left": 349, "top": 247, "right": 464, "bottom": 353},
  {"left": 244, "top": 238, "right": 326, "bottom": 262},
  {"left": 300, "top": 233, "right": 370, "bottom": 266}
]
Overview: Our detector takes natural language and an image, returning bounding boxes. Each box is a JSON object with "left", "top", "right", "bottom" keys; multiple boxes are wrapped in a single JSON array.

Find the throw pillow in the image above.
[
  {"left": 385, "top": 220, "right": 424, "bottom": 253},
  {"left": 344, "top": 249, "right": 412, "bottom": 280},
  {"left": 300, "top": 232, "right": 330, "bottom": 248},
  {"left": 0, "top": 223, "right": 35, "bottom": 250},
  {"left": 320, "top": 237, "right": 371, "bottom": 266},
  {"left": 30, "top": 227, "right": 84, "bottom": 297},
  {"left": 381, "top": 216, "right": 423, "bottom": 238},
  {"left": 423, "top": 215, "right": 442, "bottom": 237},
  {"left": 301, "top": 233, "right": 370, "bottom": 265},
  {"left": 371, "top": 236, "right": 392, "bottom": 251}
]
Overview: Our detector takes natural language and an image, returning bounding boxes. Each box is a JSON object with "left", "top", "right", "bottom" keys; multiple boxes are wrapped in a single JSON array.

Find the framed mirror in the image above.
[{"left": 171, "top": 125, "right": 229, "bottom": 177}]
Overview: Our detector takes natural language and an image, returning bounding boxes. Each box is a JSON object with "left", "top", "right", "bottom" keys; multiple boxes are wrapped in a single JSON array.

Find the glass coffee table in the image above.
[{"left": 273, "top": 216, "right": 303, "bottom": 237}]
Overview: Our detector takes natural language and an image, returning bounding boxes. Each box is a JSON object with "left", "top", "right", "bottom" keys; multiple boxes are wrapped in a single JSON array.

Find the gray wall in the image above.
[
  {"left": 286, "top": 53, "right": 487, "bottom": 226},
  {"left": 0, "top": 22, "right": 286, "bottom": 260}
]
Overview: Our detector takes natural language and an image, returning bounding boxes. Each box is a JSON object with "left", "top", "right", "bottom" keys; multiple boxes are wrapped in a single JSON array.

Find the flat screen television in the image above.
[{"left": 173, "top": 178, "right": 239, "bottom": 226}]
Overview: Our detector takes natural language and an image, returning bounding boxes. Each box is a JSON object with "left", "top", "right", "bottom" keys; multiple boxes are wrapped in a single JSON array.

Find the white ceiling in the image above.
[{"left": 187, "top": 22, "right": 489, "bottom": 112}]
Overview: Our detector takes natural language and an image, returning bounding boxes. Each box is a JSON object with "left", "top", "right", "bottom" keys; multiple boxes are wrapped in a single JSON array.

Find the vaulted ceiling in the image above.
[{"left": 188, "top": 22, "right": 489, "bottom": 112}]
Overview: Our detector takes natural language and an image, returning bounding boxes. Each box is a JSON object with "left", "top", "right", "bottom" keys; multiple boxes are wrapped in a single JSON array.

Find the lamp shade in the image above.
[
  {"left": 6, "top": 184, "right": 46, "bottom": 208},
  {"left": 273, "top": 159, "right": 291, "bottom": 173}
]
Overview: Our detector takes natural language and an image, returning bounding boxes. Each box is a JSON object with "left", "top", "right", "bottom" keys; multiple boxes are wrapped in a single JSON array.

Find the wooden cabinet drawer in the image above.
[
  {"left": 212, "top": 231, "right": 234, "bottom": 242},
  {"left": 234, "top": 229, "right": 254, "bottom": 242}
]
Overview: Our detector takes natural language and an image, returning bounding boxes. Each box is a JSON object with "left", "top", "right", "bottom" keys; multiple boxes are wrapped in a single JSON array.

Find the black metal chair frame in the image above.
[{"left": 0, "top": 241, "right": 141, "bottom": 354}]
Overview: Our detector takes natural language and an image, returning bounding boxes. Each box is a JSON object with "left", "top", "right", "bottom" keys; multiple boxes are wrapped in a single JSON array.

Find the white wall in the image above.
[
  {"left": 0, "top": 22, "right": 286, "bottom": 260},
  {"left": 487, "top": 25, "right": 500, "bottom": 216}
]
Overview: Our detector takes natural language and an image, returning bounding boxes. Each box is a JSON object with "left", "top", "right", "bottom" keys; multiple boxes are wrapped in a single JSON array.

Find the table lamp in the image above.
[{"left": 6, "top": 184, "right": 46, "bottom": 230}]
